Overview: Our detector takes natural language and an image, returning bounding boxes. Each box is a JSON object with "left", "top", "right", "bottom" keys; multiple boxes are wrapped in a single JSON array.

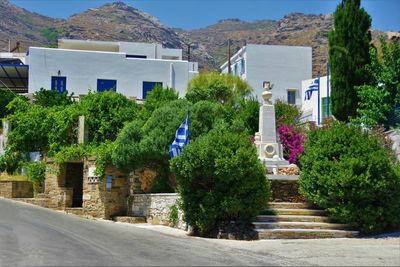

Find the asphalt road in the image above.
[
  {"left": 1, "top": 198, "right": 399, "bottom": 267},
  {"left": 0, "top": 198, "right": 292, "bottom": 267}
]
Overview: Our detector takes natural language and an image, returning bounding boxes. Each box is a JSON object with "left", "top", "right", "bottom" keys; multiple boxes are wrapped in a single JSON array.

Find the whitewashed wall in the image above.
[
  {"left": 221, "top": 44, "right": 312, "bottom": 105},
  {"left": 300, "top": 75, "right": 331, "bottom": 124},
  {"left": 28, "top": 47, "right": 197, "bottom": 99}
]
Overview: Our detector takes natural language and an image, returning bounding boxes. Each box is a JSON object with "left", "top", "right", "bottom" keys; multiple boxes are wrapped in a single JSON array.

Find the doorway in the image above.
[{"left": 65, "top": 163, "right": 84, "bottom": 207}]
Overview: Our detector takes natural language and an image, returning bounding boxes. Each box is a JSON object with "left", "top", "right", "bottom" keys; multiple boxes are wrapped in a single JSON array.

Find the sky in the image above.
[{"left": 9, "top": 0, "right": 400, "bottom": 32}]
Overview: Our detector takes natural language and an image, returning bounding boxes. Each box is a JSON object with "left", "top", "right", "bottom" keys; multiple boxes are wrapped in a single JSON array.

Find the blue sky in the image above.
[{"left": 9, "top": 0, "right": 400, "bottom": 31}]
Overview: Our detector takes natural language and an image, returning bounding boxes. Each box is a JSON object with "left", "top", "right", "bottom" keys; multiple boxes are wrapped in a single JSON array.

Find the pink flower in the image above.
[{"left": 278, "top": 124, "right": 304, "bottom": 164}]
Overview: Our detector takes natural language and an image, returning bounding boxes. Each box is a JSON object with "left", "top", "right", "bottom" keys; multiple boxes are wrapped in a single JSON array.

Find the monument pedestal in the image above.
[{"left": 255, "top": 86, "right": 290, "bottom": 174}]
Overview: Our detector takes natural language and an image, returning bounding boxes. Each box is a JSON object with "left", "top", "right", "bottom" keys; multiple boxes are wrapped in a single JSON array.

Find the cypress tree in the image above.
[{"left": 328, "top": 0, "right": 371, "bottom": 121}]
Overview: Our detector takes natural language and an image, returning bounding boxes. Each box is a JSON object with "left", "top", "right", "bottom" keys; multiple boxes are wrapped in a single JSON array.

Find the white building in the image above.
[
  {"left": 220, "top": 44, "right": 312, "bottom": 105},
  {"left": 300, "top": 75, "right": 331, "bottom": 125},
  {"left": 28, "top": 39, "right": 198, "bottom": 99}
]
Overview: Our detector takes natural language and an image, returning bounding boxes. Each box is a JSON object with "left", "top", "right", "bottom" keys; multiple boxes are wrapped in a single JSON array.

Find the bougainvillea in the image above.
[{"left": 278, "top": 124, "right": 304, "bottom": 164}]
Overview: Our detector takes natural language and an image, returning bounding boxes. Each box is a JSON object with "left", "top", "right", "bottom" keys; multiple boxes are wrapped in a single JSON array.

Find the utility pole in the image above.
[
  {"left": 187, "top": 43, "right": 191, "bottom": 62},
  {"left": 8, "top": 39, "right": 11, "bottom": 52},
  {"left": 228, "top": 39, "right": 231, "bottom": 74}
]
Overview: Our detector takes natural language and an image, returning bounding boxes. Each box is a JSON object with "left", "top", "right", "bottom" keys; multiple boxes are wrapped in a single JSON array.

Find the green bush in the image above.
[
  {"left": 171, "top": 128, "right": 270, "bottom": 236},
  {"left": 274, "top": 99, "right": 301, "bottom": 129},
  {"left": 0, "top": 90, "right": 21, "bottom": 119},
  {"left": 299, "top": 122, "right": 400, "bottom": 234},
  {"left": 0, "top": 150, "right": 22, "bottom": 174},
  {"left": 141, "top": 86, "right": 179, "bottom": 118},
  {"left": 33, "top": 88, "right": 74, "bottom": 107},
  {"left": 79, "top": 91, "right": 140, "bottom": 143},
  {"left": 186, "top": 72, "right": 252, "bottom": 104},
  {"left": 24, "top": 161, "right": 46, "bottom": 188}
]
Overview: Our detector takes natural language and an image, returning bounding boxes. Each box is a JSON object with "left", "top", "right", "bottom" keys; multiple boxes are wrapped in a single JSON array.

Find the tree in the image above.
[
  {"left": 0, "top": 90, "right": 26, "bottom": 119},
  {"left": 186, "top": 72, "right": 252, "bottom": 104},
  {"left": 78, "top": 91, "right": 140, "bottom": 144},
  {"left": 328, "top": 0, "right": 372, "bottom": 121},
  {"left": 274, "top": 99, "right": 301, "bottom": 128},
  {"left": 33, "top": 88, "right": 74, "bottom": 107},
  {"left": 112, "top": 99, "right": 191, "bottom": 192},
  {"left": 353, "top": 38, "right": 400, "bottom": 128},
  {"left": 170, "top": 127, "right": 270, "bottom": 237}
]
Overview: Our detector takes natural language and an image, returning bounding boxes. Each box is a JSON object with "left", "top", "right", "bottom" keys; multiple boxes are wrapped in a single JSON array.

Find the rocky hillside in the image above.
[
  {"left": 0, "top": 0, "right": 58, "bottom": 52},
  {"left": 0, "top": 0, "right": 395, "bottom": 75}
]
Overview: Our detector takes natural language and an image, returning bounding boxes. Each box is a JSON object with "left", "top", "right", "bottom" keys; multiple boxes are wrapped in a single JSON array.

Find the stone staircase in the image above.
[{"left": 254, "top": 202, "right": 359, "bottom": 239}]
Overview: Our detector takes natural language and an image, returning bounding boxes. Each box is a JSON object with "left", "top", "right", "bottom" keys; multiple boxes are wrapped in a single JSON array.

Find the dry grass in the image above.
[{"left": 0, "top": 174, "right": 29, "bottom": 182}]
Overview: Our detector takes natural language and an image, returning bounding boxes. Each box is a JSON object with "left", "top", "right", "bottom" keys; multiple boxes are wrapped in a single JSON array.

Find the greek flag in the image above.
[
  {"left": 304, "top": 78, "right": 319, "bottom": 100},
  {"left": 169, "top": 114, "right": 190, "bottom": 158}
]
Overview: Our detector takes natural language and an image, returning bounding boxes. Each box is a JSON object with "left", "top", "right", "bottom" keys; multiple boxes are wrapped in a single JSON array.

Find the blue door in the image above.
[
  {"left": 97, "top": 79, "right": 117, "bottom": 92},
  {"left": 51, "top": 76, "right": 67, "bottom": 93},
  {"left": 142, "top": 81, "right": 162, "bottom": 99}
]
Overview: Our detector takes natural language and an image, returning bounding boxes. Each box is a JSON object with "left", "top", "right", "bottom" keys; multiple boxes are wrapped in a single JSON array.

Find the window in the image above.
[
  {"left": 322, "top": 97, "right": 331, "bottom": 119},
  {"left": 106, "top": 175, "right": 113, "bottom": 190},
  {"left": 51, "top": 76, "right": 67, "bottom": 93},
  {"left": 97, "top": 79, "right": 117, "bottom": 92},
  {"left": 234, "top": 64, "right": 238, "bottom": 76},
  {"left": 126, "top": 55, "right": 147, "bottom": 59},
  {"left": 142, "top": 81, "right": 162, "bottom": 99},
  {"left": 240, "top": 59, "right": 245, "bottom": 74},
  {"left": 287, "top": 90, "right": 296, "bottom": 104}
]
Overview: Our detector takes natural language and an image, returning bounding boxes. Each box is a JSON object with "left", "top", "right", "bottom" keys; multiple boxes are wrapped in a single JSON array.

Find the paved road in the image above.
[
  {"left": 0, "top": 198, "right": 292, "bottom": 266},
  {"left": 1, "top": 198, "right": 399, "bottom": 267}
]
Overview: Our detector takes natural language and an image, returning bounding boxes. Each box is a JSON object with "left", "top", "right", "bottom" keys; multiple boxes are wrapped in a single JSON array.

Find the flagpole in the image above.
[
  {"left": 318, "top": 73, "right": 321, "bottom": 125},
  {"left": 326, "top": 63, "right": 330, "bottom": 117}
]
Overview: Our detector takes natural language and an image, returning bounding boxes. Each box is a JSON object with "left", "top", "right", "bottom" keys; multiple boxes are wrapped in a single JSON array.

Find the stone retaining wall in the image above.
[
  {"left": 132, "top": 193, "right": 185, "bottom": 229},
  {"left": 0, "top": 181, "right": 33, "bottom": 198},
  {"left": 268, "top": 175, "right": 305, "bottom": 202}
]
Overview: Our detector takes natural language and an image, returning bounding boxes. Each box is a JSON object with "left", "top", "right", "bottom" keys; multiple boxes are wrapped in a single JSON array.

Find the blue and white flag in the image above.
[
  {"left": 169, "top": 114, "right": 190, "bottom": 158},
  {"left": 304, "top": 78, "right": 319, "bottom": 101}
]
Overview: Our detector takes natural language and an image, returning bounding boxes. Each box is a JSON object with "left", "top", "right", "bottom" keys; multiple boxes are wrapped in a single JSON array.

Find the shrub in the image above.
[
  {"left": 225, "top": 97, "right": 260, "bottom": 135},
  {"left": 142, "top": 86, "right": 179, "bottom": 117},
  {"left": 6, "top": 98, "right": 52, "bottom": 153},
  {"left": 0, "top": 90, "right": 20, "bottom": 119},
  {"left": 33, "top": 88, "right": 74, "bottom": 107},
  {"left": 24, "top": 161, "right": 46, "bottom": 189},
  {"left": 171, "top": 128, "right": 270, "bottom": 236},
  {"left": 186, "top": 72, "right": 252, "bottom": 104},
  {"left": 278, "top": 124, "right": 304, "bottom": 164},
  {"left": 169, "top": 204, "right": 179, "bottom": 227},
  {"left": 112, "top": 99, "right": 191, "bottom": 192},
  {"left": 0, "top": 150, "right": 22, "bottom": 174},
  {"left": 190, "top": 100, "right": 225, "bottom": 139},
  {"left": 275, "top": 99, "right": 301, "bottom": 128},
  {"left": 299, "top": 122, "right": 400, "bottom": 234},
  {"left": 79, "top": 91, "right": 140, "bottom": 143}
]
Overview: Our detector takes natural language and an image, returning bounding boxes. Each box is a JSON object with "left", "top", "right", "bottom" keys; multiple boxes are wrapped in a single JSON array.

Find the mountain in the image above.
[
  {"left": 0, "top": 0, "right": 396, "bottom": 76},
  {"left": 0, "top": 0, "right": 58, "bottom": 52}
]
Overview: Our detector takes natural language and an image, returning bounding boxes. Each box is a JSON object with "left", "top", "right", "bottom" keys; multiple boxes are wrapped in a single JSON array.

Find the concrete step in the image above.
[
  {"left": 256, "top": 214, "right": 331, "bottom": 223},
  {"left": 113, "top": 216, "right": 146, "bottom": 224},
  {"left": 268, "top": 202, "right": 314, "bottom": 209},
  {"left": 256, "top": 228, "right": 359, "bottom": 239},
  {"left": 253, "top": 221, "right": 349, "bottom": 230},
  {"left": 265, "top": 208, "right": 326, "bottom": 216},
  {"left": 65, "top": 208, "right": 83, "bottom": 216}
]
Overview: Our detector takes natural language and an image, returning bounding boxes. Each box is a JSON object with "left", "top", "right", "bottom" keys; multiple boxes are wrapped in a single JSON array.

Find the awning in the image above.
[{"left": 0, "top": 63, "right": 29, "bottom": 93}]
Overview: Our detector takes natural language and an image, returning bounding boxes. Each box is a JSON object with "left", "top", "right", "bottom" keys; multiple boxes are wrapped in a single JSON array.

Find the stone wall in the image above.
[
  {"left": 132, "top": 193, "right": 185, "bottom": 229},
  {"left": 44, "top": 158, "right": 130, "bottom": 219},
  {"left": 0, "top": 181, "right": 33, "bottom": 198},
  {"left": 268, "top": 175, "right": 305, "bottom": 202},
  {"left": 45, "top": 160, "right": 73, "bottom": 209},
  {"left": 83, "top": 159, "right": 129, "bottom": 219}
]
